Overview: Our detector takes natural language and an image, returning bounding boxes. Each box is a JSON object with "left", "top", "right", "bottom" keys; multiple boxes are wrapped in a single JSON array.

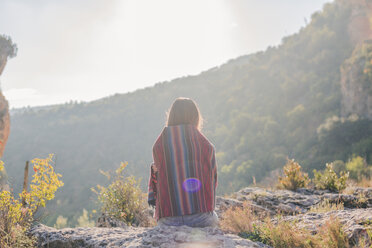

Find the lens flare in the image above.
[{"left": 183, "top": 178, "right": 201, "bottom": 192}]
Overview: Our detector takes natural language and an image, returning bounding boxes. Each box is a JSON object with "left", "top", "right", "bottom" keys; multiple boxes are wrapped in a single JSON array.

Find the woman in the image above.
[{"left": 148, "top": 97, "right": 218, "bottom": 227}]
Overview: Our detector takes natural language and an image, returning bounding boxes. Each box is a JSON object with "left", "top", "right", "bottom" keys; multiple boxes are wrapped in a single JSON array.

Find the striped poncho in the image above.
[{"left": 148, "top": 124, "right": 217, "bottom": 220}]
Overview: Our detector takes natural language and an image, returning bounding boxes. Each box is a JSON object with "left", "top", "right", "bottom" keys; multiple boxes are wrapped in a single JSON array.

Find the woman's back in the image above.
[{"left": 152, "top": 124, "right": 217, "bottom": 220}]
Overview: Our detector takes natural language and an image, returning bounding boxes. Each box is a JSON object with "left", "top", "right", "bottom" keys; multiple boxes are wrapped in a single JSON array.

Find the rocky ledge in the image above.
[
  {"left": 30, "top": 224, "right": 269, "bottom": 248},
  {"left": 279, "top": 208, "right": 372, "bottom": 246},
  {"left": 216, "top": 187, "right": 372, "bottom": 216},
  {"left": 30, "top": 187, "right": 372, "bottom": 247}
]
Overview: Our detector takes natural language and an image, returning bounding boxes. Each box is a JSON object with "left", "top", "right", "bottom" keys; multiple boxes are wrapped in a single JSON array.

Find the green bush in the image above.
[
  {"left": 346, "top": 155, "right": 368, "bottom": 180},
  {"left": 92, "top": 162, "right": 152, "bottom": 227},
  {"left": 313, "top": 163, "right": 349, "bottom": 192},
  {"left": 278, "top": 158, "right": 310, "bottom": 191}
]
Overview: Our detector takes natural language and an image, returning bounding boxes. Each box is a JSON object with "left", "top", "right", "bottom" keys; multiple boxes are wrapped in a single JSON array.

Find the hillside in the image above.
[{"left": 3, "top": 0, "right": 372, "bottom": 226}]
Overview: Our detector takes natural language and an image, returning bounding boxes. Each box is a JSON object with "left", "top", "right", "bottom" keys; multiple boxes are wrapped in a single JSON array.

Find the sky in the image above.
[{"left": 0, "top": 0, "right": 331, "bottom": 108}]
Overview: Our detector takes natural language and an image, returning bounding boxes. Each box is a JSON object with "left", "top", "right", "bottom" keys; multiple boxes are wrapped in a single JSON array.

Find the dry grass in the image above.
[
  {"left": 259, "top": 215, "right": 350, "bottom": 248},
  {"left": 354, "top": 176, "right": 372, "bottom": 188},
  {"left": 219, "top": 200, "right": 353, "bottom": 248},
  {"left": 219, "top": 201, "right": 257, "bottom": 233},
  {"left": 260, "top": 217, "right": 320, "bottom": 248},
  {"left": 318, "top": 216, "right": 349, "bottom": 248},
  {"left": 308, "top": 199, "right": 344, "bottom": 213}
]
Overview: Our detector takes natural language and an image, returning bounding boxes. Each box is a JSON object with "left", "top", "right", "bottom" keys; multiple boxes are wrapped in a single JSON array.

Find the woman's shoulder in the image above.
[
  {"left": 152, "top": 127, "right": 166, "bottom": 150},
  {"left": 193, "top": 128, "right": 215, "bottom": 150}
]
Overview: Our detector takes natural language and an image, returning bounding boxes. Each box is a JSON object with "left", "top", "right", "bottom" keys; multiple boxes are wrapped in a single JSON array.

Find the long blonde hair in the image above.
[{"left": 166, "top": 97, "right": 203, "bottom": 130}]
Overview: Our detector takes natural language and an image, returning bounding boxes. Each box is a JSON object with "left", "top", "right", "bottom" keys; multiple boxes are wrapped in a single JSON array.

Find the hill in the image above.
[{"left": 3, "top": 0, "right": 372, "bottom": 226}]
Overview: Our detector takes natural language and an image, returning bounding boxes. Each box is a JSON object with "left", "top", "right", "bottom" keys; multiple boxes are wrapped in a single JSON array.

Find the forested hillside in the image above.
[{"left": 3, "top": 0, "right": 372, "bottom": 226}]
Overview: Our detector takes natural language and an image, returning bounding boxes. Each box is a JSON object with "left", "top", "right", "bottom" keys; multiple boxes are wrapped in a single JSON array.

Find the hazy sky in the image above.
[{"left": 0, "top": 0, "right": 331, "bottom": 108}]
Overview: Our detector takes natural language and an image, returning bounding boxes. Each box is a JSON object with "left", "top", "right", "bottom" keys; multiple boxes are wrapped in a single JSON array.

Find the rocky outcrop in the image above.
[
  {"left": 280, "top": 208, "right": 372, "bottom": 246},
  {"left": 216, "top": 187, "right": 372, "bottom": 216},
  {"left": 0, "top": 35, "right": 16, "bottom": 158},
  {"left": 347, "top": 0, "right": 372, "bottom": 45},
  {"left": 338, "top": 0, "right": 372, "bottom": 119},
  {"left": 30, "top": 224, "right": 269, "bottom": 248},
  {"left": 0, "top": 58, "right": 10, "bottom": 158},
  {"left": 30, "top": 187, "right": 372, "bottom": 247}
]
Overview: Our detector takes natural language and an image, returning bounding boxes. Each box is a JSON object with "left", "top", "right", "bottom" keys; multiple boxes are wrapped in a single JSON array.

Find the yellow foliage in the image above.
[
  {"left": 0, "top": 155, "right": 63, "bottom": 247},
  {"left": 20, "top": 154, "right": 64, "bottom": 212}
]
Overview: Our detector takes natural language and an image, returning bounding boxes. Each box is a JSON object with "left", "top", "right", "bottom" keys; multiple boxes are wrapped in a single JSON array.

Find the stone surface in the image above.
[
  {"left": 30, "top": 187, "right": 372, "bottom": 247},
  {"left": 96, "top": 213, "right": 127, "bottom": 228},
  {"left": 30, "top": 224, "right": 270, "bottom": 248},
  {"left": 216, "top": 187, "right": 372, "bottom": 216},
  {"left": 279, "top": 208, "right": 372, "bottom": 246}
]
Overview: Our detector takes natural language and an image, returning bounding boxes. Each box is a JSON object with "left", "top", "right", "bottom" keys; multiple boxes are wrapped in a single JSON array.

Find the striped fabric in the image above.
[{"left": 148, "top": 124, "right": 217, "bottom": 220}]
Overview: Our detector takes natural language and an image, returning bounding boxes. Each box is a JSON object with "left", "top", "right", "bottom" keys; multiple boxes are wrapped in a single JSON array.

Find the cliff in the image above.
[
  {"left": 0, "top": 58, "right": 10, "bottom": 158},
  {"left": 341, "top": 0, "right": 372, "bottom": 119}
]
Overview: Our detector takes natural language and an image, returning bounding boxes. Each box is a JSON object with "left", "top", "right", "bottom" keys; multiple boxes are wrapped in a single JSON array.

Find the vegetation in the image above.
[
  {"left": 308, "top": 199, "right": 344, "bottom": 213},
  {"left": 313, "top": 163, "right": 349, "bottom": 192},
  {"left": 92, "top": 162, "right": 153, "bottom": 227},
  {"left": 76, "top": 209, "right": 95, "bottom": 227},
  {"left": 3, "top": 0, "right": 371, "bottom": 226},
  {"left": 317, "top": 216, "right": 350, "bottom": 248},
  {"left": 278, "top": 158, "right": 309, "bottom": 190},
  {"left": 54, "top": 215, "right": 68, "bottom": 229},
  {"left": 221, "top": 203, "right": 351, "bottom": 248},
  {"left": 0, "top": 155, "right": 63, "bottom": 247},
  {"left": 219, "top": 201, "right": 257, "bottom": 234},
  {"left": 346, "top": 155, "right": 370, "bottom": 181},
  {"left": 259, "top": 217, "right": 320, "bottom": 248}
]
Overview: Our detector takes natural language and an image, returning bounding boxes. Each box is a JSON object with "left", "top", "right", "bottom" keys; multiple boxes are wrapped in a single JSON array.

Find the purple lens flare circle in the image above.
[{"left": 183, "top": 178, "right": 201, "bottom": 192}]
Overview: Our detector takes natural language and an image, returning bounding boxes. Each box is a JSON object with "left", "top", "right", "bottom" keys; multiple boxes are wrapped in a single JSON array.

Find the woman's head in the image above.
[{"left": 166, "top": 97, "right": 203, "bottom": 130}]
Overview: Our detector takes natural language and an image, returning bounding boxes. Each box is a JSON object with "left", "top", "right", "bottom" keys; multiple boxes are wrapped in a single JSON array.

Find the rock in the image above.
[
  {"left": 30, "top": 224, "right": 270, "bottom": 248},
  {"left": 340, "top": 42, "right": 372, "bottom": 119},
  {"left": 346, "top": 0, "right": 372, "bottom": 46},
  {"left": 0, "top": 58, "right": 10, "bottom": 158},
  {"left": 216, "top": 187, "right": 372, "bottom": 217},
  {"left": 96, "top": 213, "right": 127, "bottom": 228},
  {"left": 278, "top": 208, "right": 372, "bottom": 246}
]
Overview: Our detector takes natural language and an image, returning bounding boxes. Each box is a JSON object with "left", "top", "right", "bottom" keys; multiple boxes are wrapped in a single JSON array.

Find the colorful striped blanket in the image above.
[{"left": 148, "top": 124, "right": 217, "bottom": 220}]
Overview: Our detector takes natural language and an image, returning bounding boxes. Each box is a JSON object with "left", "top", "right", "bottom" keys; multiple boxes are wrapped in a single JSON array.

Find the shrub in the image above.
[
  {"left": 346, "top": 155, "right": 368, "bottom": 181},
  {"left": 54, "top": 215, "right": 68, "bottom": 229},
  {"left": 0, "top": 155, "right": 63, "bottom": 247},
  {"left": 313, "top": 163, "right": 349, "bottom": 192},
  {"left": 278, "top": 158, "right": 310, "bottom": 191},
  {"left": 77, "top": 209, "right": 95, "bottom": 227},
  {"left": 92, "top": 162, "right": 153, "bottom": 227}
]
